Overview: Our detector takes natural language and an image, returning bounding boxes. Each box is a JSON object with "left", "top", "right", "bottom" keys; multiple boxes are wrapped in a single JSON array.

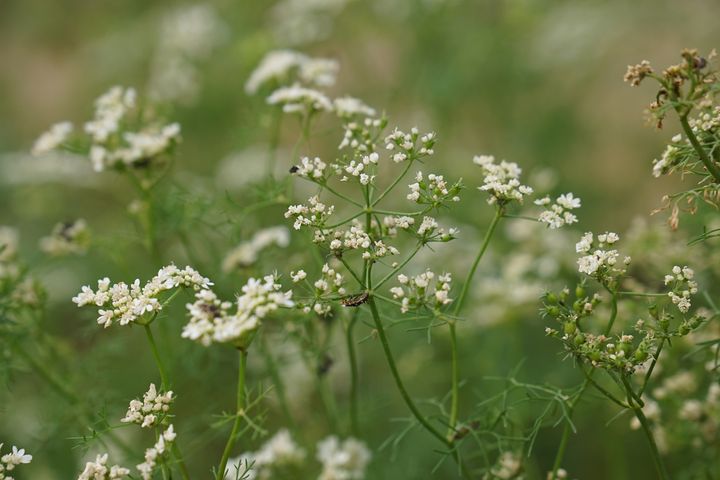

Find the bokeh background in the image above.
[{"left": 2, "top": 0, "right": 720, "bottom": 478}]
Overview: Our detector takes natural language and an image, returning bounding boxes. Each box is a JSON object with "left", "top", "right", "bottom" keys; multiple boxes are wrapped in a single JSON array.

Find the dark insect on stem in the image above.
[
  {"left": 289, "top": 165, "right": 299, "bottom": 173},
  {"left": 341, "top": 292, "right": 369, "bottom": 307},
  {"left": 317, "top": 354, "right": 334, "bottom": 376}
]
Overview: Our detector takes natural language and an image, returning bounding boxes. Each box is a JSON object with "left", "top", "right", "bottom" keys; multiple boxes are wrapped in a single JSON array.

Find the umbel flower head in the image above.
[
  {"left": 77, "top": 453, "right": 130, "bottom": 480},
  {"left": 316, "top": 436, "right": 372, "bottom": 480},
  {"left": 121, "top": 383, "right": 174, "bottom": 428},
  {"left": 227, "top": 429, "right": 306, "bottom": 480},
  {"left": 72, "top": 265, "right": 211, "bottom": 327},
  {"left": 183, "top": 274, "right": 294, "bottom": 348},
  {"left": 575, "top": 232, "right": 630, "bottom": 285},
  {"left": 473, "top": 155, "right": 533, "bottom": 205}
]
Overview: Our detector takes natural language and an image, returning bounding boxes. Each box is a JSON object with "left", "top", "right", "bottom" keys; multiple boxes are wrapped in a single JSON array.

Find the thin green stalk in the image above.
[
  {"left": 346, "top": 310, "right": 361, "bottom": 436},
  {"left": 453, "top": 207, "right": 503, "bottom": 314},
  {"left": 217, "top": 349, "right": 248, "bottom": 480},
  {"left": 679, "top": 113, "right": 720, "bottom": 183},
  {"left": 639, "top": 339, "right": 665, "bottom": 397},
  {"left": 372, "top": 159, "right": 415, "bottom": 207},
  {"left": 144, "top": 324, "right": 169, "bottom": 389},
  {"left": 447, "top": 321, "right": 460, "bottom": 441},
  {"left": 319, "top": 375, "right": 340, "bottom": 432},
  {"left": 622, "top": 377, "right": 670, "bottom": 480}
]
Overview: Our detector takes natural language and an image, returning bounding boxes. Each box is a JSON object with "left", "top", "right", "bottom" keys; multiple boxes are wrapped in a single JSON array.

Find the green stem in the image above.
[
  {"left": 372, "top": 159, "right": 415, "bottom": 207},
  {"left": 346, "top": 310, "right": 361, "bottom": 436},
  {"left": 453, "top": 207, "right": 503, "bottom": 315},
  {"left": 622, "top": 377, "right": 670, "bottom": 480},
  {"left": 447, "top": 321, "right": 460, "bottom": 441},
  {"left": 217, "top": 349, "right": 248, "bottom": 480},
  {"left": 366, "top": 296, "right": 449, "bottom": 446},
  {"left": 144, "top": 324, "right": 169, "bottom": 389},
  {"left": 679, "top": 114, "right": 720, "bottom": 183}
]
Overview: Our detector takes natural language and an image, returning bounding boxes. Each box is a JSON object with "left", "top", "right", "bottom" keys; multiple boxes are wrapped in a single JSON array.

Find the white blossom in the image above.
[
  {"left": 317, "top": 436, "right": 371, "bottom": 480},
  {"left": 31, "top": 121, "right": 73, "bottom": 156},
  {"left": 473, "top": 154, "right": 533, "bottom": 204}
]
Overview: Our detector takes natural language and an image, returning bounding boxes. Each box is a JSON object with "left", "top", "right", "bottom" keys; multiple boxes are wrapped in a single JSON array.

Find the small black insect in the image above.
[
  {"left": 289, "top": 165, "right": 299, "bottom": 173},
  {"left": 341, "top": 292, "right": 369, "bottom": 307}
]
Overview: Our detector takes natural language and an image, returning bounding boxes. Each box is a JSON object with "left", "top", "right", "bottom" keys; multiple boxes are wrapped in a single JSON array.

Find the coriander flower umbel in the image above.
[
  {"left": 245, "top": 50, "right": 308, "bottom": 94},
  {"left": 267, "top": 84, "right": 333, "bottom": 115},
  {"left": 338, "top": 117, "right": 385, "bottom": 154},
  {"left": 664, "top": 265, "right": 698, "bottom": 314},
  {"left": 72, "top": 265, "right": 211, "bottom": 328},
  {"left": 473, "top": 155, "right": 533, "bottom": 205},
  {"left": 183, "top": 274, "right": 293, "bottom": 347},
  {"left": 385, "top": 127, "right": 436, "bottom": 163},
  {"left": 284, "top": 195, "right": 335, "bottom": 231},
  {"left": 535, "top": 193, "right": 581, "bottom": 229},
  {"left": 0, "top": 444, "right": 32, "bottom": 477},
  {"left": 316, "top": 436, "right": 371, "bottom": 480},
  {"left": 290, "top": 156, "right": 328, "bottom": 181},
  {"left": 295, "top": 263, "right": 346, "bottom": 316},
  {"left": 121, "top": 383, "right": 174, "bottom": 428},
  {"left": 31, "top": 121, "right": 73, "bottom": 156},
  {"left": 407, "top": 171, "right": 462, "bottom": 206},
  {"left": 84, "top": 86, "right": 137, "bottom": 143},
  {"left": 390, "top": 270, "right": 453, "bottom": 314},
  {"left": 575, "top": 232, "right": 630, "bottom": 283},
  {"left": 77, "top": 453, "right": 130, "bottom": 480}
]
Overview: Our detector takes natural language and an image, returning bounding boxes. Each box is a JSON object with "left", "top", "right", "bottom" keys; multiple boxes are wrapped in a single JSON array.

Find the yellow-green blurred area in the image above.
[{"left": 2, "top": 1, "right": 720, "bottom": 479}]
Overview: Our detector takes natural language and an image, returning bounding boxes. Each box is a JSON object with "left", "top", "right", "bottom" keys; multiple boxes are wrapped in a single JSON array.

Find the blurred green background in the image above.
[{"left": 1, "top": 0, "right": 719, "bottom": 478}]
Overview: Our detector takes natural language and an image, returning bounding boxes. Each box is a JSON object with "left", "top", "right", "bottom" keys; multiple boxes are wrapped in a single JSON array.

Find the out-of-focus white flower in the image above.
[
  {"left": 77, "top": 453, "right": 129, "bottom": 480},
  {"left": 333, "top": 96, "right": 376, "bottom": 119},
  {"left": 267, "top": 84, "right": 333, "bottom": 115},
  {"left": 39, "top": 219, "right": 90, "bottom": 256},
  {"left": 31, "top": 121, "right": 73, "bottom": 156},
  {"left": 222, "top": 226, "right": 290, "bottom": 272},
  {"left": 316, "top": 436, "right": 371, "bottom": 480}
]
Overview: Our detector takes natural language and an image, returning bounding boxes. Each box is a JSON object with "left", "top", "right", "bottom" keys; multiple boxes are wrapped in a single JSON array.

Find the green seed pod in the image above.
[
  {"left": 545, "top": 292, "right": 558, "bottom": 304},
  {"left": 564, "top": 322, "right": 577, "bottom": 335},
  {"left": 575, "top": 285, "right": 585, "bottom": 299},
  {"left": 546, "top": 306, "right": 560, "bottom": 317},
  {"left": 634, "top": 349, "right": 648, "bottom": 362},
  {"left": 573, "top": 300, "right": 584, "bottom": 313},
  {"left": 589, "top": 351, "right": 601, "bottom": 362},
  {"left": 573, "top": 333, "right": 586, "bottom": 345}
]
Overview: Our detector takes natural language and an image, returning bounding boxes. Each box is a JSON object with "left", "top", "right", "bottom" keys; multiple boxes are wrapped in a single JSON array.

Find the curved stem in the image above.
[
  {"left": 372, "top": 159, "right": 415, "bottom": 207},
  {"left": 217, "top": 349, "right": 248, "bottom": 480},
  {"left": 622, "top": 376, "right": 670, "bottom": 480},
  {"left": 679, "top": 114, "right": 720, "bottom": 183}
]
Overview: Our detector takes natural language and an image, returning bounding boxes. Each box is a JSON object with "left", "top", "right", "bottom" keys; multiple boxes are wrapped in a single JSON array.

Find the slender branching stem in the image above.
[
  {"left": 144, "top": 324, "right": 170, "bottom": 389},
  {"left": 217, "top": 349, "right": 248, "bottom": 480}
]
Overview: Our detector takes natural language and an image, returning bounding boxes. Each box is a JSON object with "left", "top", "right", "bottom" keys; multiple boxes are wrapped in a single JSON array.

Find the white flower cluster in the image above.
[
  {"left": 292, "top": 156, "right": 328, "bottom": 180},
  {"left": 83, "top": 86, "right": 181, "bottom": 172},
  {"left": 31, "top": 121, "right": 73, "bottom": 156},
  {"left": 473, "top": 155, "right": 533, "bottom": 205},
  {"left": 227, "top": 429, "right": 306, "bottom": 480},
  {"left": 534, "top": 193, "right": 581, "bottom": 229},
  {"left": 245, "top": 50, "right": 338, "bottom": 95},
  {"left": 77, "top": 453, "right": 130, "bottom": 480},
  {"left": 72, "top": 265, "right": 212, "bottom": 328},
  {"left": 222, "top": 226, "right": 290, "bottom": 272},
  {"left": 334, "top": 96, "right": 376, "bottom": 119},
  {"left": 296, "top": 263, "right": 346, "bottom": 316},
  {"left": 390, "top": 270, "right": 453, "bottom": 314},
  {"left": 691, "top": 106, "right": 720, "bottom": 132},
  {"left": 317, "top": 436, "right": 371, "bottom": 480},
  {"left": 416, "top": 216, "right": 457, "bottom": 243},
  {"left": 148, "top": 4, "right": 228, "bottom": 104},
  {"left": 489, "top": 451, "right": 522, "bottom": 480},
  {"left": 384, "top": 127, "right": 436, "bottom": 163},
  {"left": 407, "top": 171, "right": 461, "bottom": 206},
  {"left": 383, "top": 215, "right": 415, "bottom": 237},
  {"left": 121, "top": 383, "right": 174, "bottom": 428},
  {"left": 285, "top": 196, "right": 335, "bottom": 230},
  {"left": 651, "top": 134, "right": 682, "bottom": 178},
  {"left": 0, "top": 444, "right": 32, "bottom": 480},
  {"left": 341, "top": 152, "right": 379, "bottom": 185},
  {"left": 267, "top": 84, "right": 333, "bottom": 115},
  {"left": 575, "top": 232, "right": 630, "bottom": 279},
  {"left": 664, "top": 265, "right": 698, "bottom": 313},
  {"left": 39, "top": 219, "right": 90, "bottom": 256},
  {"left": 183, "top": 275, "right": 293, "bottom": 347},
  {"left": 137, "top": 425, "right": 176, "bottom": 480},
  {"left": 338, "top": 117, "right": 385, "bottom": 154}
]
